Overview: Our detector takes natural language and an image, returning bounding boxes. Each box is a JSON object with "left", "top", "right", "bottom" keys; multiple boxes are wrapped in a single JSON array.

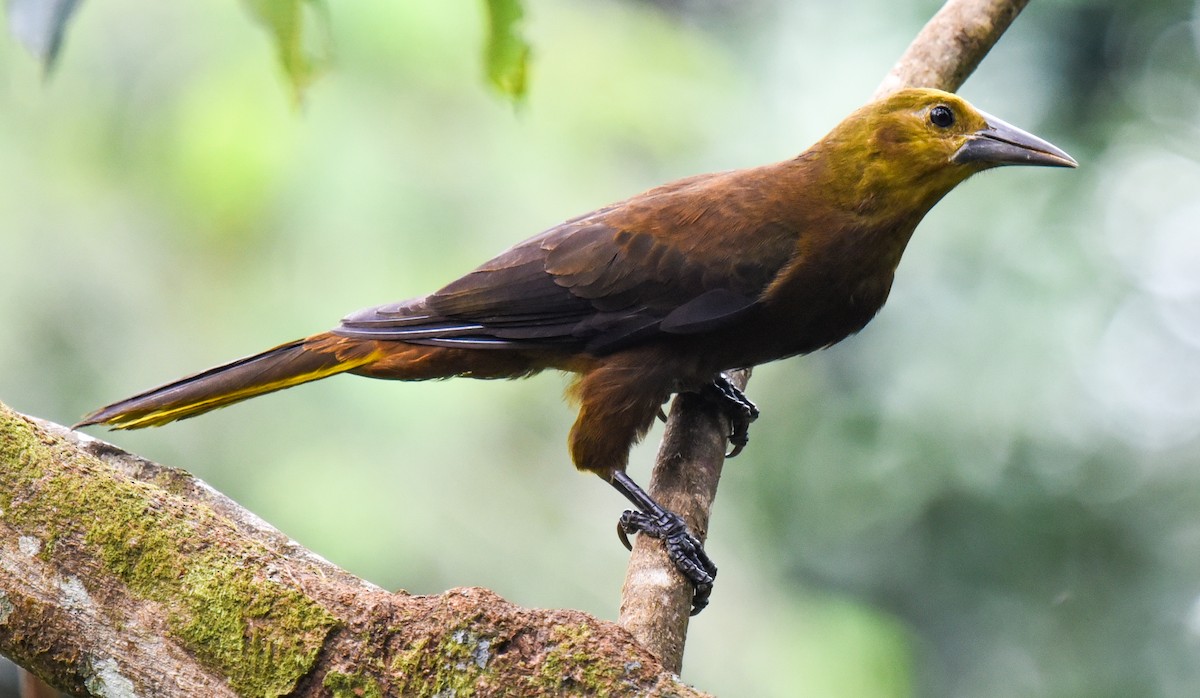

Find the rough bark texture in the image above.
[
  {"left": 619, "top": 0, "right": 1031, "bottom": 675},
  {"left": 0, "top": 402, "right": 709, "bottom": 697}
]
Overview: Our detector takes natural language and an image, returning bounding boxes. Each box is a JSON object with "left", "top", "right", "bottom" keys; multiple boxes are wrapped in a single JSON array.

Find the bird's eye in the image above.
[{"left": 929, "top": 105, "right": 955, "bottom": 128}]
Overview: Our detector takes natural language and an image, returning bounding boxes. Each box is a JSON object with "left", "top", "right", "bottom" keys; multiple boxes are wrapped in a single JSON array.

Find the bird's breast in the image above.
[
  {"left": 768, "top": 269, "right": 893, "bottom": 357},
  {"left": 763, "top": 217, "right": 917, "bottom": 357},
  {"left": 693, "top": 230, "right": 904, "bottom": 371}
]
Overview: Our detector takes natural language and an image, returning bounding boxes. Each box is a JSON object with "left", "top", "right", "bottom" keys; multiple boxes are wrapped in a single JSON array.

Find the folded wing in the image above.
[{"left": 335, "top": 170, "right": 798, "bottom": 355}]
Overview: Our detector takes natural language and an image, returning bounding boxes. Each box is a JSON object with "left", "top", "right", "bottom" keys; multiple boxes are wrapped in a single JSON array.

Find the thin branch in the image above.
[
  {"left": 0, "top": 402, "right": 709, "bottom": 697},
  {"left": 619, "top": 0, "right": 1033, "bottom": 674},
  {"left": 874, "top": 0, "right": 1031, "bottom": 99},
  {"left": 618, "top": 370, "right": 749, "bottom": 674}
]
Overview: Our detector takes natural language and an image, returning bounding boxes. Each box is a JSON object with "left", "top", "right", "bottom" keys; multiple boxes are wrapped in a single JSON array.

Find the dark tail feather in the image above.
[{"left": 76, "top": 333, "right": 382, "bottom": 430}]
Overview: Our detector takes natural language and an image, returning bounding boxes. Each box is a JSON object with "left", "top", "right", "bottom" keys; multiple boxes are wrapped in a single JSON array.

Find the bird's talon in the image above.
[
  {"left": 702, "top": 372, "right": 759, "bottom": 459},
  {"left": 690, "top": 582, "right": 713, "bottom": 615},
  {"left": 617, "top": 521, "right": 634, "bottom": 551},
  {"left": 609, "top": 472, "right": 718, "bottom": 613},
  {"left": 618, "top": 509, "right": 652, "bottom": 550}
]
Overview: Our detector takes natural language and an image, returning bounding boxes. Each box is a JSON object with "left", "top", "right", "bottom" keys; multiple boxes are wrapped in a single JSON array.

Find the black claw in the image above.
[
  {"left": 610, "top": 471, "right": 718, "bottom": 615},
  {"left": 726, "top": 433, "right": 749, "bottom": 459},
  {"left": 701, "top": 372, "right": 759, "bottom": 458},
  {"left": 617, "top": 514, "right": 635, "bottom": 551}
]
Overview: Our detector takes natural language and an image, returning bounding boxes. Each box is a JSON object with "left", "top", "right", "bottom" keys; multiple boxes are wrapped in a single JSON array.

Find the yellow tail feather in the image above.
[{"left": 77, "top": 333, "right": 382, "bottom": 430}]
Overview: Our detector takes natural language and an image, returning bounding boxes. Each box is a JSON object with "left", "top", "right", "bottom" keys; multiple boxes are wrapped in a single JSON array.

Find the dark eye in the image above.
[{"left": 929, "top": 105, "right": 955, "bottom": 128}]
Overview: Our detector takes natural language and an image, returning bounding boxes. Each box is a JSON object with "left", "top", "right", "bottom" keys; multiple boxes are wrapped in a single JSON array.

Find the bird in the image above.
[{"left": 79, "top": 88, "right": 1076, "bottom": 614}]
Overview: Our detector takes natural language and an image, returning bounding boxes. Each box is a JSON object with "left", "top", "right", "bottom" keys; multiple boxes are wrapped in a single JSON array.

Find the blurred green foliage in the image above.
[
  {"left": 484, "top": 0, "right": 532, "bottom": 100},
  {"left": 2, "top": 0, "right": 1199, "bottom": 696},
  {"left": 241, "top": 0, "right": 333, "bottom": 103}
]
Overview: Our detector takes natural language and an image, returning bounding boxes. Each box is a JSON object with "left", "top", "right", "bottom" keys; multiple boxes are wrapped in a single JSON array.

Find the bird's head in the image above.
[
  {"left": 816, "top": 88, "right": 1076, "bottom": 214},
  {"left": 883, "top": 88, "right": 1075, "bottom": 167}
]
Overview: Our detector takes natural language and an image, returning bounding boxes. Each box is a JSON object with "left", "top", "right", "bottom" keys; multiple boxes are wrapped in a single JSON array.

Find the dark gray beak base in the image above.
[{"left": 953, "top": 111, "right": 1078, "bottom": 169}]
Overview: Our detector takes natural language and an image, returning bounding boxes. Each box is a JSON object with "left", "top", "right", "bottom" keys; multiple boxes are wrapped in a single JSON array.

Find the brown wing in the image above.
[{"left": 335, "top": 168, "right": 799, "bottom": 355}]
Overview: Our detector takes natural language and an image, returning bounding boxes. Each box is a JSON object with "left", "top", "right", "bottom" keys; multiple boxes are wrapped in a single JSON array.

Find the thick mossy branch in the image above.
[
  {"left": 0, "top": 404, "right": 336, "bottom": 696},
  {"left": 0, "top": 402, "right": 708, "bottom": 697}
]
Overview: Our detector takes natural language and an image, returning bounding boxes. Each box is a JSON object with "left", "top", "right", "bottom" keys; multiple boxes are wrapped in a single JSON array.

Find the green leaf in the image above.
[
  {"left": 242, "top": 0, "right": 332, "bottom": 104},
  {"left": 6, "top": 0, "right": 83, "bottom": 70},
  {"left": 483, "top": 0, "right": 530, "bottom": 101}
]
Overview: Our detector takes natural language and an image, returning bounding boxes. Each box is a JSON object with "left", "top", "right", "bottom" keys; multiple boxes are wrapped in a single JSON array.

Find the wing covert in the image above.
[{"left": 336, "top": 166, "right": 799, "bottom": 354}]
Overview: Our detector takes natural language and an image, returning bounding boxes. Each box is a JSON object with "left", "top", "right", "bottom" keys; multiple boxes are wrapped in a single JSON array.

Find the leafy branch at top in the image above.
[{"left": 3, "top": 0, "right": 530, "bottom": 103}]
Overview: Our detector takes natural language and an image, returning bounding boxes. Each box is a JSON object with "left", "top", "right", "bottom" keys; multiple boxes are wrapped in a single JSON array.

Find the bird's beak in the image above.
[{"left": 952, "top": 111, "right": 1077, "bottom": 169}]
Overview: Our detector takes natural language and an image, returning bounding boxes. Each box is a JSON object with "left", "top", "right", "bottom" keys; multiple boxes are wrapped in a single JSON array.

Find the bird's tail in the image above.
[{"left": 76, "top": 332, "right": 385, "bottom": 430}]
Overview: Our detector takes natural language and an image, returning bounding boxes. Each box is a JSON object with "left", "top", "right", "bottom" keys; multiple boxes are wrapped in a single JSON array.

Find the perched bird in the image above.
[{"left": 80, "top": 88, "right": 1076, "bottom": 613}]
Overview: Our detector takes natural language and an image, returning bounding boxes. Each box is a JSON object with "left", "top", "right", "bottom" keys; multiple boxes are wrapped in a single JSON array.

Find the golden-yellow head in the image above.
[
  {"left": 814, "top": 88, "right": 1076, "bottom": 214},
  {"left": 865, "top": 88, "right": 1075, "bottom": 166}
]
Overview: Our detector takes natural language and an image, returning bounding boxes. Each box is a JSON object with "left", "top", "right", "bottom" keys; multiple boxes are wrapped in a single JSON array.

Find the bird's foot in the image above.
[
  {"left": 701, "top": 372, "right": 759, "bottom": 458},
  {"left": 610, "top": 470, "right": 717, "bottom": 615},
  {"left": 618, "top": 509, "right": 716, "bottom": 614}
]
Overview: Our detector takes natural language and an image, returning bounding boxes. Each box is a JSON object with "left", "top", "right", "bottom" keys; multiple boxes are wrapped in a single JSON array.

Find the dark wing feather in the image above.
[
  {"left": 335, "top": 167, "right": 799, "bottom": 354},
  {"left": 658, "top": 288, "right": 757, "bottom": 334}
]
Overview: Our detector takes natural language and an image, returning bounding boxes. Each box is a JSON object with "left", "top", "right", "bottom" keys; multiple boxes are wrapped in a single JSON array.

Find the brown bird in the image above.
[{"left": 79, "top": 88, "right": 1076, "bottom": 613}]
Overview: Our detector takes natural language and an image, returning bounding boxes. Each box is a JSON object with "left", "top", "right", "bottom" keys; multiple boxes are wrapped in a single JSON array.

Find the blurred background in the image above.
[{"left": 2, "top": 0, "right": 1199, "bottom": 695}]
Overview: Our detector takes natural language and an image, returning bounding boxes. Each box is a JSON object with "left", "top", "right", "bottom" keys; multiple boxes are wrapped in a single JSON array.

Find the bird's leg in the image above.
[
  {"left": 609, "top": 470, "right": 717, "bottom": 615},
  {"left": 700, "top": 371, "right": 759, "bottom": 458}
]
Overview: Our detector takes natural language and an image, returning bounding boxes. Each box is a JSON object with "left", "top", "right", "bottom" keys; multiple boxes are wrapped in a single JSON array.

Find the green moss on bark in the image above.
[
  {"left": 324, "top": 670, "right": 384, "bottom": 698},
  {"left": 389, "top": 626, "right": 500, "bottom": 696},
  {"left": 0, "top": 405, "right": 338, "bottom": 696},
  {"left": 531, "top": 623, "right": 642, "bottom": 696}
]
